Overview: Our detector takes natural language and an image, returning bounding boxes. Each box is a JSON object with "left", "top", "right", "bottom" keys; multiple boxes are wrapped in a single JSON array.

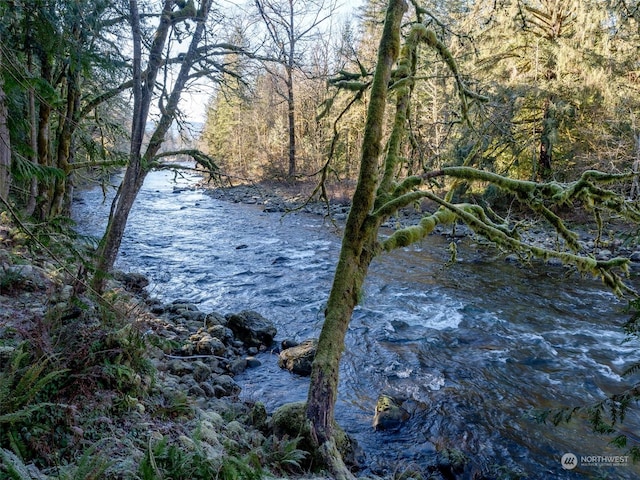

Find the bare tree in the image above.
[
  {"left": 252, "top": 0, "right": 338, "bottom": 178},
  {"left": 92, "top": 0, "right": 216, "bottom": 292}
]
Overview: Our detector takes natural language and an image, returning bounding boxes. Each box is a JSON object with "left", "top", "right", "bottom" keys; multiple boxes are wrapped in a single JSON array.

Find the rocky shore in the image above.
[
  {"left": 0, "top": 212, "right": 350, "bottom": 479},
  {"left": 204, "top": 181, "right": 640, "bottom": 267}
]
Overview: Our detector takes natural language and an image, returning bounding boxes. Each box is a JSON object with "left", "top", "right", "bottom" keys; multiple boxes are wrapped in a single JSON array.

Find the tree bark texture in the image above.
[
  {"left": 538, "top": 96, "right": 556, "bottom": 180},
  {"left": 35, "top": 51, "right": 53, "bottom": 221},
  {"left": 305, "top": 0, "right": 407, "bottom": 477},
  {"left": 287, "top": 0, "right": 296, "bottom": 177}
]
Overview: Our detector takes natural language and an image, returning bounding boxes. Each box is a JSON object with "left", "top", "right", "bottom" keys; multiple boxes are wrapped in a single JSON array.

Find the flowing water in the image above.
[{"left": 74, "top": 169, "right": 640, "bottom": 479}]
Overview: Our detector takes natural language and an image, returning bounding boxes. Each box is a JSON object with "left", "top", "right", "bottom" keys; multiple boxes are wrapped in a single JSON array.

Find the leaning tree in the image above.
[
  {"left": 303, "top": 0, "right": 640, "bottom": 477},
  {"left": 91, "top": 0, "right": 244, "bottom": 292}
]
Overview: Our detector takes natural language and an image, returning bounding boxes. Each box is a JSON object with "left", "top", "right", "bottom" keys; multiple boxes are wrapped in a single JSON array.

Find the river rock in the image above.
[
  {"left": 205, "top": 311, "right": 227, "bottom": 327},
  {"left": 246, "top": 356, "right": 261, "bottom": 368},
  {"left": 188, "top": 331, "right": 226, "bottom": 356},
  {"left": 372, "top": 394, "right": 410, "bottom": 431},
  {"left": 225, "top": 310, "right": 276, "bottom": 347},
  {"left": 278, "top": 338, "right": 317, "bottom": 376},
  {"left": 280, "top": 338, "right": 299, "bottom": 350},
  {"left": 228, "top": 357, "right": 248, "bottom": 374},
  {"left": 213, "top": 374, "right": 241, "bottom": 397},
  {"left": 192, "top": 361, "right": 212, "bottom": 382},
  {"left": 168, "top": 359, "right": 194, "bottom": 376},
  {"left": 114, "top": 271, "right": 149, "bottom": 295},
  {"left": 207, "top": 324, "right": 234, "bottom": 343}
]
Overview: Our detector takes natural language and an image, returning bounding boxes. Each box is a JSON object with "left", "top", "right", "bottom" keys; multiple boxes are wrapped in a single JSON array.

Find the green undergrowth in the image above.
[{"left": 0, "top": 291, "right": 310, "bottom": 479}]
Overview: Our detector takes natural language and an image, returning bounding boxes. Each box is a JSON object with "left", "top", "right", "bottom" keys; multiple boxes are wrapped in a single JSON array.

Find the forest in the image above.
[{"left": 2, "top": 0, "right": 640, "bottom": 478}]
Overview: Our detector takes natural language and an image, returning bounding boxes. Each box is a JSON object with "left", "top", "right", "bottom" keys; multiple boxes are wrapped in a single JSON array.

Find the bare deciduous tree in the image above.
[
  {"left": 252, "top": 0, "right": 337, "bottom": 178},
  {"left": 92, "top": 0, "right": 216, "bottom": 292}
]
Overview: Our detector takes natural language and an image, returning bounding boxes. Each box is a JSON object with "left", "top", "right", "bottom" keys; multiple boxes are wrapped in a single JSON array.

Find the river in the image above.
[{"left": 73, "top": 168, "right": 640, "bottom": 479}]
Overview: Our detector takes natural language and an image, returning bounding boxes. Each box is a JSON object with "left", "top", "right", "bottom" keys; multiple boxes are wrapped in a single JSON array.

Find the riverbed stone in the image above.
[
  {"left": 225, "top": 310, "right": 276, "bottom": 347},
  {"left": 228, "top": 357, "right": 248, "bottom": 374},
  {"left": 246, "top": 356, "right": 261, "bottom": 368},
  {"left": 168, "top": 359, "right": 193, "bottom": 376},
  {"left": 207, "top": 324, "right": 234, "bottom": 343},
  {"left": 372, "top": 394, "right": 410, "bottom": 431},
  {"left": 192, "top": 361, "right": 212, "bottom": 382},
  {"left": 213, "top": 374, "right": 240, "bottom": 397},
  {"left": 205, "top": 311, "right": 227, "bottom": 326},
  {"left": 190, "top": 332, "right": 226, "bottom": 356},
  {"left": 280, "top": 338, "right": 299, "bottom": 350},
  {"left": 200, "top": 381, "right": 217, "bottom": 398},
  {"left": 114, "top": 271, "right": 149, "bottom": 295},
  {"left": 188, "top": 384, "right": 206, "bottom": 398},
  {"left": 278, "top": 338, "right": 317, "bottom": 376}
]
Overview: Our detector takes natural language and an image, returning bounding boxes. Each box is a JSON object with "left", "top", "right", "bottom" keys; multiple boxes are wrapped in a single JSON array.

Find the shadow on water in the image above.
[{"left": 73, "top": 169, "right": 640, "bottom": 479}]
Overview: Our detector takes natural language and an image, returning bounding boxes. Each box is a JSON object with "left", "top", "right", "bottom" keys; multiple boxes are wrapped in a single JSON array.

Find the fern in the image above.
[
  {"left": 260, "top": 435, "right": 308, "bottom": 474},
  {"left": 56, "top": 441, "right": 113, "bottom": 480},
  {"left": 0, "top": 345, "right": 68, "bottom": 423},
  {"left": 10, "top": 156, "right": 65, "bottom": 184},
  {"left": 138, "top": 435, "right": 264, "bottom": 480},
  {"left": 218, "top": 455, "right": 263, "bottom": 480}
]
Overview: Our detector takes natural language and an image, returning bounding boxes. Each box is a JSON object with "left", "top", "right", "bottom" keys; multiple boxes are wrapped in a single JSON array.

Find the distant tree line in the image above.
[{"left": 200, "top": 0, "right": 640, "bottom": 192}]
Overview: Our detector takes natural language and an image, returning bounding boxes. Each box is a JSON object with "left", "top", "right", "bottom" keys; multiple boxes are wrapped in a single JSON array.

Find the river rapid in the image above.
[{"left": 73, "top": 169, "right": 640, "bottom": 479}]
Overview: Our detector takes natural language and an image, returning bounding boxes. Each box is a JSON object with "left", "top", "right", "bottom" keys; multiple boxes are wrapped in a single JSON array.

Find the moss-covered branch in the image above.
[
  {"left": 383, "top": 188, "right": 633, "bottom": 295},
  {"left": 381, "top": 206, "right": 457, "bottom": 250},
  {"left": 149, "top": 149, "right": 221, "bottom": 181}
]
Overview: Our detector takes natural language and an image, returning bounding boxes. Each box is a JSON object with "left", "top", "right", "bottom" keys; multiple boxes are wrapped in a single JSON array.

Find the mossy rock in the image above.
[
  {"left": 278, "top": 338, "right": 317, "bottom": 376},
  {"left": 372, "top": 394, "right": 410, "bottom": 431},
  {"left": 269, "top": 401, "right": 360, "bottom": 471}
]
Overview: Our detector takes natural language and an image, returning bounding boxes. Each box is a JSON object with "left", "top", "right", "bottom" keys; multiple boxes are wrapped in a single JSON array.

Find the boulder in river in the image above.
[
  {"left": 114, "top": 271, "right": 149, "bottom": 295},
  {"left": 225, "top": 310, "right": 276, "bottom": 347},
  {"left": 372, "top": 394, "right": 410, "bottom": 431},
  {"left": 278, "top": 338, "right": 317, "bottom": 376}
]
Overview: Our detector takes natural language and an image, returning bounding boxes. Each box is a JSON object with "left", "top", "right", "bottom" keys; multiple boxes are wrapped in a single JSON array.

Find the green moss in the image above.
[
  {"left": 382, "top": 208, "right": 455, "bottom": 251},
  {"left": 269, "top": 402, "right": 356, "bottom": 472}
]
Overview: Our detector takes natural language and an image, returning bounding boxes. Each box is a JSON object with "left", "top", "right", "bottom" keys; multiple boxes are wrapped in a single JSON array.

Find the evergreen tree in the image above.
[{"left": 457, "top": 0, "right": 640, "bottom": 181}]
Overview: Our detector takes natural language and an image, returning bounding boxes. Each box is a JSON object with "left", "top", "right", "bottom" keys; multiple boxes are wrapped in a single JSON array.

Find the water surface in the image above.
[{"left": 74, "top": 169, "right": 640, "bottom": 479}]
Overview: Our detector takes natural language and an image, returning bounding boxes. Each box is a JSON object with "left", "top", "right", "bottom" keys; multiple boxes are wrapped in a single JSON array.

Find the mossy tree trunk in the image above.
[
  {"left": 305, "top": 0, "right": 407, "bottom": 477},
  {"left": 0, "top": 48, "right": 10, "bottom": 201},
  {"left": 304, "top": 0, "right": 638, "bottom": 476}
]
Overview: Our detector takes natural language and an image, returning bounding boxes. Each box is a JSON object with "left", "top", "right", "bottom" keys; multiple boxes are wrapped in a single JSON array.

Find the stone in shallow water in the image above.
[
  {"left": 226, "top": 310, "right": 276, "bottom": 347},
  {"left": 278, "top": 338, "right": 317, "bottom": 376},
  {"left": 372, "top": 394, "right": 410, "bottom": 431}
]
